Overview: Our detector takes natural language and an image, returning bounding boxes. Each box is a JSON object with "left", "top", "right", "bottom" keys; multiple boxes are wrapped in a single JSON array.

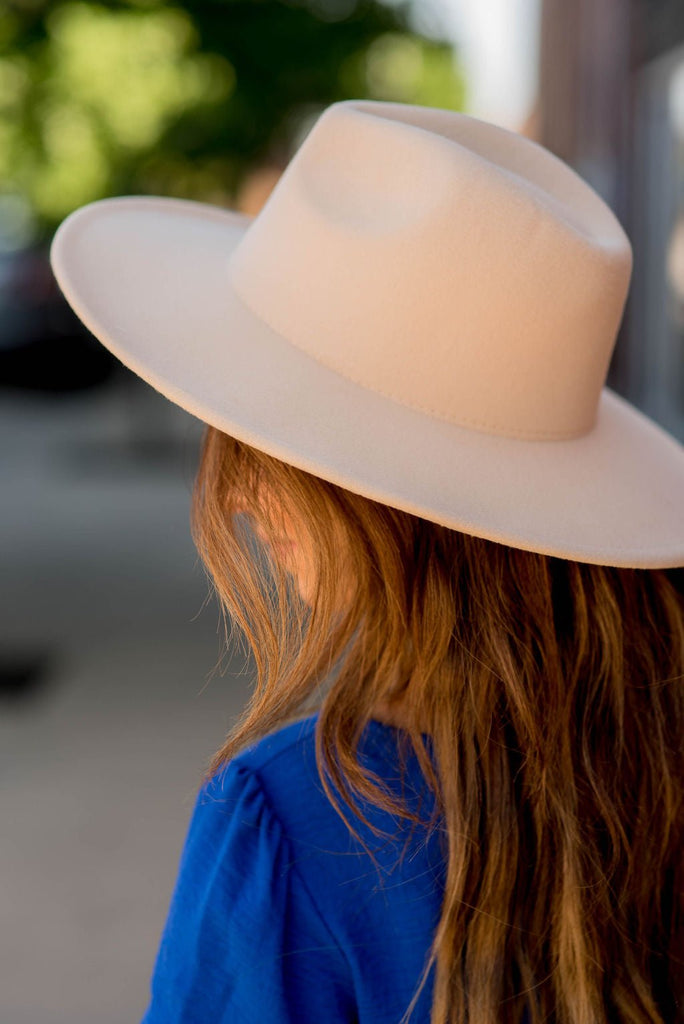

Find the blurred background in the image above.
[{"left": 1, "top": 0, "right": 683, "bottom": 1020}]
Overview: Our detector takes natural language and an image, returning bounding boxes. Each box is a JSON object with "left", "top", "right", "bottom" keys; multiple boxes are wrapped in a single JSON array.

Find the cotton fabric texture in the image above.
[
  {"left": 48, "top": 98, "right": 684, "bottom": 569},
  {"left": 140, "top": 714, "right": 531, "bottom": 1024}
]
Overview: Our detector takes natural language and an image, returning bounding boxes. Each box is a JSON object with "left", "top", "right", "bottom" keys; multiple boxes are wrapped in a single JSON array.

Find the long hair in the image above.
[{"left": 190, "top": 425, "right": 684, "bottom": 1024}]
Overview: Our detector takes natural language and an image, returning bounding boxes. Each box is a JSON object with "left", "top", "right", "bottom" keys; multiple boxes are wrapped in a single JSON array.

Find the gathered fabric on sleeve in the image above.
[{"left": 140, "top": 759, "right": 358, "bottom": 1024}]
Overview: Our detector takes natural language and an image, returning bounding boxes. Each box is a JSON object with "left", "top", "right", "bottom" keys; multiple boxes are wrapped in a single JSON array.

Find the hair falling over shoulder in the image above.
[{"left": 190, "top": 425, "right": 684, "bottom": 1024}]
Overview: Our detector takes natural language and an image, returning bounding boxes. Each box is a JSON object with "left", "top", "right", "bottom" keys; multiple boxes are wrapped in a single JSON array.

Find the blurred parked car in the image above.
[{"left": 0, "top": 240, "right": 118, "bottom": 393}]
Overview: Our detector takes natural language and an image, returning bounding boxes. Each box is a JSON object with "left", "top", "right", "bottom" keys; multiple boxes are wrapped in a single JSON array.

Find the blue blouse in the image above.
[{"left": 140, "top": 713, "right": 448, "bottom": 1023}]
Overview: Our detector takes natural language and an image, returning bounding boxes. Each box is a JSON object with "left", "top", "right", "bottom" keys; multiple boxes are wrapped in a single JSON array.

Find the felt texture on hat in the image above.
[{"left": 49, "top": 194, "right": 684, "bottom": 568}]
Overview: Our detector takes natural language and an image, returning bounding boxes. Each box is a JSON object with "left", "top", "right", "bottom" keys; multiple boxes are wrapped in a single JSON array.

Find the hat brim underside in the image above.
[{"left": 50, "top": 195, "right": 684, "bottom": 568}]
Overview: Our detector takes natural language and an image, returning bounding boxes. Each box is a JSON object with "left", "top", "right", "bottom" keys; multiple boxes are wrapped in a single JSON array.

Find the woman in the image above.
[{"left": 50, "top": 99, "right": 684, "bottom": 1023}]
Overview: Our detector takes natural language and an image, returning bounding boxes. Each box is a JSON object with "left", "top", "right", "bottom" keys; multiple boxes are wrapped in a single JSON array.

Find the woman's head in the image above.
[{"left": 191, "top": 424, "right": 684, "bottom": 1024}]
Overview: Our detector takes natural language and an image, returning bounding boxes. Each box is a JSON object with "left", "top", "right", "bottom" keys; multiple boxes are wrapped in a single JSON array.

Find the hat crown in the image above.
[{"left": 230, "top": 99, "right": 633, "bottom": 441}]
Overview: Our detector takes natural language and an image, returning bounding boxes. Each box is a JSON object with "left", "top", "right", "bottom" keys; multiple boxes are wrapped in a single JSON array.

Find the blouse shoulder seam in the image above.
[{"left": 239, "top": 760, "right": 354, "bottom": 979}]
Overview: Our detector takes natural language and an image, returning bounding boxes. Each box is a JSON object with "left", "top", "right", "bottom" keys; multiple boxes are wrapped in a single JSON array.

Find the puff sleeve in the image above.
[{"left": 140, "top": 760, "right": 357, "bottom": 1024}]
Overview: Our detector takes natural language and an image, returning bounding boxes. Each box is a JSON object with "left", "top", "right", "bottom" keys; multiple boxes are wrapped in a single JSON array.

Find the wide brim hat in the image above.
[{"left": 49, "top": 99, "right": 684, "bottom": 569}]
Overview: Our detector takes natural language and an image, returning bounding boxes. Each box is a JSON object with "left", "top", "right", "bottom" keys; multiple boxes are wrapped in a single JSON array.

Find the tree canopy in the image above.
[{"left": 0, "top": 0, "right": 466, "bottom": 247}]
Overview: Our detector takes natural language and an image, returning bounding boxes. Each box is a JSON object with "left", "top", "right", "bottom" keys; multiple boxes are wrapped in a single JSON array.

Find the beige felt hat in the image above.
[{"left": 49, "top": 98, "right": 684, "bottom": 568}]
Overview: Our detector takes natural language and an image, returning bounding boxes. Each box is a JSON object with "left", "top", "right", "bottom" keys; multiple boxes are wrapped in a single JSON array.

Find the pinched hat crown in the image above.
[{"left": 227, "top": 99, "right": 633, "bottom": 441}]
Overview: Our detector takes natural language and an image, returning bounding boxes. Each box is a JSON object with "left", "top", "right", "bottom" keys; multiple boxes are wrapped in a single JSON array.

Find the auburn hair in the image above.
[{"left": 190, "top": 424, "right": 684, "bottom": 1024}]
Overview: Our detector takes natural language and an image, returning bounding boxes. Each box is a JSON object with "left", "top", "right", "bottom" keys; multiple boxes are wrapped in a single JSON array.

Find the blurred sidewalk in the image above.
[{"left": 0, "top": 379, "right": 252, "bottom": 1024}]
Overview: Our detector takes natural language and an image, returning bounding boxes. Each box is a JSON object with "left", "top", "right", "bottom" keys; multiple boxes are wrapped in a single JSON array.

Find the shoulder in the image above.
[
  {"left": 231, "top": 711, "right": 320, "bottom": 774},
  {"left": 203, "top": 713, "right": 343, "bottom": 851},
  {"left": 204, "top": 712, "right": 322, "bottom": 817},
  {"left": 223, "top": 710, "right": 409, "bottom": 784},
  {"left": 208, "top": 712, "right": 412, "bottom": 815},
  {"left": 203, "top": 713, "right": 420, "bottom": 868}
]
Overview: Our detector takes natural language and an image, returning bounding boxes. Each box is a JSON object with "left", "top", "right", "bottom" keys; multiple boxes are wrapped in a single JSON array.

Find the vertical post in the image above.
[{"left": 537, "top": 0, "right": 635, "bottom": 396}]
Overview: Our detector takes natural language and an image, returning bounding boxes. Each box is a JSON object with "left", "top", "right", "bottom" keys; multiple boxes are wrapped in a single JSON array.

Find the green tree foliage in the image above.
[{"left": 0, "top": 0, "right": 466, "bottom": 246}]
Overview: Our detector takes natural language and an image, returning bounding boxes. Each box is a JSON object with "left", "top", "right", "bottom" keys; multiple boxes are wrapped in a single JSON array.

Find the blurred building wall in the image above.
[{"left": 539, "top": 0, "right": 684, "bottom": 441}]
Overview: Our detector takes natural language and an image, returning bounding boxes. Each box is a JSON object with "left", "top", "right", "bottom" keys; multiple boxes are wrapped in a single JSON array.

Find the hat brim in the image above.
[{"left": 50, "top": 195, "right": 684, "bottom": 568}]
